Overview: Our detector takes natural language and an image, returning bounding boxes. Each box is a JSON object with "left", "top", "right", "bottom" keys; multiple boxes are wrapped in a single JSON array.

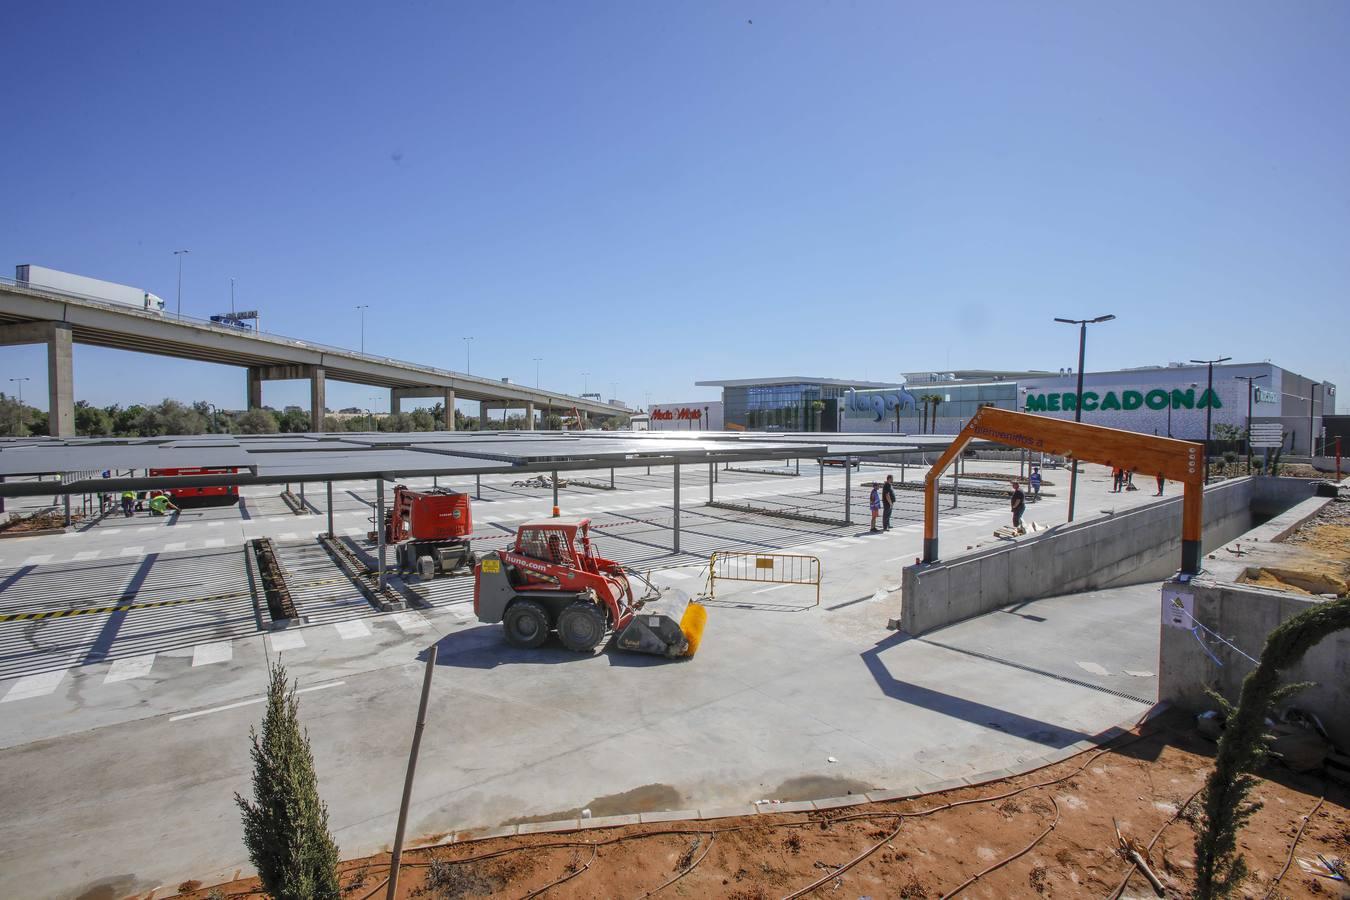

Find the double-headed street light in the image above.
[
  {"left": 462, "top": 336, "right": 474, "bottom": 375},
  {"left": 1235, "top": 374, "right": 1268, "bottom": 472},
  {"left": 1190, "top": 356, "right": 1232, "bottom": 483},
  {"left": 1053, "top": 314, "right": 1116, "bottom": 522}
]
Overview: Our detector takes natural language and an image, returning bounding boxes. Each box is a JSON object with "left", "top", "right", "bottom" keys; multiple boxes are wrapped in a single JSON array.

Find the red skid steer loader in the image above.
[{"left": 473, "top": 518, "right": 707, "bottom": 658}]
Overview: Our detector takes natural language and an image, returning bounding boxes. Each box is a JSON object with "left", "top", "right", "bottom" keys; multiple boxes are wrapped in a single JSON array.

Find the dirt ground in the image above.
[
  {"left": 1239, "top": 493, "right": 1350, "bottom": 597},
  {"left": 0, "top": 508, "right": 78, "bottom": 534},
  {"left": 172, "top": 712, "right": 1347, "bottom": 900}
]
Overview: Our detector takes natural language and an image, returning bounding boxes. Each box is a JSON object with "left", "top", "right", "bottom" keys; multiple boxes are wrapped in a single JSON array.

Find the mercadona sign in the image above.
[{"left": 1024, "top": 387, "right": 1222, "bottom": 413}]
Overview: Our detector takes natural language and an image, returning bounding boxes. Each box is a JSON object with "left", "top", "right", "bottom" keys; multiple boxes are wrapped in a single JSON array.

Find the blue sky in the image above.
[{"left": 3, "top": 1, "right": 1347, "bottom": 413}]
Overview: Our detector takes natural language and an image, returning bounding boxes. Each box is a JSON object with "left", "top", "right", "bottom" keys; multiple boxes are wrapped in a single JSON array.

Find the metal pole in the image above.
[
  {"left": 326, "top": 481, "right": 334, "bottom": 538},
  {"left": 1246, "top": 378, "right": 1254, "bottom": 473},
  {"left": 819, "top": 459, "right": 824, "bottom": 494},
  {"left": 476, "top": 473, "right": 481, "bottom": 500},
  {"left": 844, "top": 457, "right": 852, "bottom": 525},
  {"left": 795, "top": 457, "right": 800, "bottom": 475},
  {"left": 386, "top": 643, "right": 438, "bottom": 900},
  {"left": 1204, "top": 362, "right": 1214, "bottom": 482},
  {"left": 610, "top": 467, "right": 614, "bottom": 489},
  {"left": 708, "top": 462, "right": 714, "bottom": 503},
  {"left": 376, "top": 479, "right": 387, "bottom": 590},
  {"left": 952, "top": 467, "right": 959, "bottom": 509},
  {"left": 1067, "top": 323, "right": 1086, "bottom": 522},
  {"left": 299, "top": 481, "right": 305, "bottom": 509},
  {"left": 63, "top": 494, "right": 71, "bottom": 527},
  {"left": 552, "top": 470, "right": 559, "bottom": 516},
  {"left": 1309, "top": 384, "right": 1316, "bottom": 457},
  {"left": 673, "top": 459, "right": 681, "bottom": 554}
]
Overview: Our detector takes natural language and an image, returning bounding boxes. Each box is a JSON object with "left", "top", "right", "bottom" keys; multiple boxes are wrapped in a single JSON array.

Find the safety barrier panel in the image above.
[{"left": 707, "top": 551, "right": 822, "bottom": 606}]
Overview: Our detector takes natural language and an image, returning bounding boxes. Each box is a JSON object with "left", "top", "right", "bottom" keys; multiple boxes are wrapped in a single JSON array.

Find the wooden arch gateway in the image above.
[{"left": 923, "top": 407, "right": 1207, "bottom": 575}]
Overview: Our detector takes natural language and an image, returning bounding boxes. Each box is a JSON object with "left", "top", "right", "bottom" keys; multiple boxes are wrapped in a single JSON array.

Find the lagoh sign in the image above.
[{"left": 1024, "top": 387, "right": 1222, "bottom": 413}]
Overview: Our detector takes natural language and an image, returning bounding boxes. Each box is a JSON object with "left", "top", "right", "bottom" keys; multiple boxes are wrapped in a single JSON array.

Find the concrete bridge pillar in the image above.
[
  {"left": 46, "top": 325, "right": 74, "bottom": 437},
  {"left": 479, "top": 401, "right": 489, "bottom": 431},
  {"left": 390, "top": 389, "right": 401, "bottom": 417},
  {"left": 444, "top": 389, "right": 455, "bottom": 431},
  {"left": 525, "top": 401, "right": 535, "bottom": 430},
  {"left": 0, "top": 322, "right": 74, "bottom": 437},
  {"left": 246, "top": 367, "right": 263, "bottom": 409},
  {"left": 309, "top": 367, "right": 326, "bottom": 432}
]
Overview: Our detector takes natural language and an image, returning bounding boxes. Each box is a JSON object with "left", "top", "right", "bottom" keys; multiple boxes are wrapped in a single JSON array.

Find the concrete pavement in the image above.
[{"left": 0, "top": 460, "right": 1169, "bottom": 898}]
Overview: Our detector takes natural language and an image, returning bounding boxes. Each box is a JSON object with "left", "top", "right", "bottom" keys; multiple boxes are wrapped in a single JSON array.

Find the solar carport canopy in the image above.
[{"left": 0, "top": 431, "right": 932, "bottom": 497}]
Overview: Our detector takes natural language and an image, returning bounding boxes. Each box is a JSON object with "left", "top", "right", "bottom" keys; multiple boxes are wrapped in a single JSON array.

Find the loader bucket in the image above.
[{"left": 615, "top": 592, "right": 708, "bottom": 658}]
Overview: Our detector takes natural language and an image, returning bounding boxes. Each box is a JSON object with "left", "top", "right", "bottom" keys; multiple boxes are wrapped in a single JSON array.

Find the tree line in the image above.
[{"left": 1, "top": 393, "right": 627, "bottom": 437}]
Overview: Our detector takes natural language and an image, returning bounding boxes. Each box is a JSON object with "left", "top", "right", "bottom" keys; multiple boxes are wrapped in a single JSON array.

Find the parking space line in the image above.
[
  {"left": 103, "top": 654, "right": 156, "bottom": 684},
  {"left": 22, "top": 555, "right": 54, "bottom": 566},
  {"left": 163, "top": 542, "right": 187, "bottom": 552},
  {"left": 1, "top": 670, "right": 66, "bottom": 703},
  {"left": 202, "top": 538, "right": 227, "bottom": 548},
  {"left": 73, "top": 550, "right": 102, "bottom": 561},
  {"left": 118, "top": 546, "right": 145, "bottom": 557},
  {"left": 169, "top": 680, "right": 345, "bottom": 722}
]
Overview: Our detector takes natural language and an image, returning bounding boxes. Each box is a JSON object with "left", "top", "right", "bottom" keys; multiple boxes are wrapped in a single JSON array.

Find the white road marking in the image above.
[
  {"left": 392, "top": 612, "right": 430, "bottom": 632},
  {"left": 136, "top": 527, "right": 156, "bottom": 533},
  {"left": 119, "top": 546, "right": 145, "bottom": 557},
  {"left": 278, "top": 532, "right": 299, "bottom": 541},
  {"left": 268, "top": 517, "right": 288, "bottom": 523},
  {"left": 169, "top": 680, "right": 345, "bottom": 722},
  {"left": 163, "top": 542, "right": 187, "bottom": 552},
  {"left": 334, "top": 620, "right": 371, "bottom": 640},
  {"left": 176, "top": 523, "right": 195, "bottom": 530},
  {"left": 207, "top": 521, "right": 224, "bottom": 528},
  {"left": 1124, "top": 670, "right": 1155, "bottom": 678},
  {"left": 21, "top": 555, "right": 54, "bottom": 566},
  {"left": 1, "top": 670, "right": 66, "bottom": 703},
  {"left": 192, "top": 642, "right": 233, "bottom": 666},
  {"left": 202, "top": 538, "right": 227, "bottom": 548},
  {"left": 73, "top": 550, "right": 102, "bottom": 561},
  {"left": 1076, "top": 661, "right": 1111, "bottom": 676},
  {"left": 103, "top": 654, "right": 156, "bottom": 684},
  {"left": 751, "top": 583, "right": 793, "bottom": 595},
  {"left": 268, "top": 631, "right": 307, "bottom": 652}
]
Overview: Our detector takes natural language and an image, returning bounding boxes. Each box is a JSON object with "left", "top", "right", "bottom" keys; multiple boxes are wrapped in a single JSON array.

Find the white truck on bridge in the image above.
[{"left": 15, "top": 264, "right": 165, "bottom": 312}]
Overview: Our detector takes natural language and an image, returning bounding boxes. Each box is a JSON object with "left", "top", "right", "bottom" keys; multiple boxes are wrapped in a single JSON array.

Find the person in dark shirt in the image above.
[
  {"left": 1010, "top": 482, "right": 1026, "bottom": 533},
  {"left": 881, "top": 474, "right": 896, "bottom": 531}
]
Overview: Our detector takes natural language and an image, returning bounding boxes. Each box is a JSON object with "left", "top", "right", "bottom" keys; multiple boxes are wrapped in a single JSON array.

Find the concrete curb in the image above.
[{"left": 440, "top": 702, "right": 1172, "bottom": 843}]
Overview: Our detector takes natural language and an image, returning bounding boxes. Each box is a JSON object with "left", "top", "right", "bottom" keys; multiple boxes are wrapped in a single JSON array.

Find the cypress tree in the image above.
[{"left": 235, "top": 661, "right": 341, "bottom": 899}]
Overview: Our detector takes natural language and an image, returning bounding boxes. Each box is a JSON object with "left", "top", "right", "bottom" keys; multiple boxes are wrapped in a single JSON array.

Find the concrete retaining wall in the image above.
[
  {"left": 1158, "top": 579, "right": 1350, "bottom": 750},
  {"left": 900, "top": 477, "right": 1319, "bottom": 636}
]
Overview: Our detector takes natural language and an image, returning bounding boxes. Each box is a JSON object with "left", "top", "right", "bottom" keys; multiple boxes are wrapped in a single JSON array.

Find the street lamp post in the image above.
[
  {"left": 173, "top": 249, "right": 191, "bottom": 318},
  {"left": 533, "top": 358, "right": 542, "bottom": 389},
  {"left": 1235, "top": 374, "right": 1268, "bottom": 473},
  {"left": 462, "top": 337, "right": 474, "bottom": 375},
  {"left": 8, "top": 377, "right": 31, "bottom": 435},
  {"left": 582, "top": 372, "right": 591, "bottom": 395},
  {"left": 1190, "top": 356, "right": 1232, "bottom": 483},
  {"left": 356, "top": 304, "right": 370, "bottom": 354},
  {"left": 1310, "top": 383, "right": 1320, "bottom": 456},
  {"left": 1053, "top": 314, "right": 1116, "bottom": 522}
]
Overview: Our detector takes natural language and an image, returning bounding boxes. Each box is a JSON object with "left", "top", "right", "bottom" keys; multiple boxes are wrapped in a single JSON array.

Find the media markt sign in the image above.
[{"left": 1024, "top": 387, "right": 1222, "bottom": 414}]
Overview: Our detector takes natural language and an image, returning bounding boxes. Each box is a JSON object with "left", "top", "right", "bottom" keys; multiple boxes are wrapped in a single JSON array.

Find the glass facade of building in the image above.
[{"left": 723, "top": 383, "right": 856, "bottom": 430}]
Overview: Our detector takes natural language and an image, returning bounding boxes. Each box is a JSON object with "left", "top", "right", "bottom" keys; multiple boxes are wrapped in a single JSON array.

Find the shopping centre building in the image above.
[{"left": 696, "top": 362, "right": 1336, "bottom": 453}]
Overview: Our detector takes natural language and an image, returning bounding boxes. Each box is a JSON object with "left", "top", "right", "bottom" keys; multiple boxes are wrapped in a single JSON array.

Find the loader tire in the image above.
[
  {"left": 502, "top": 599, "right": 550, "bottom": 650},
  {"left": 557, "top": 600, "right": 607, "bottom": 653}
]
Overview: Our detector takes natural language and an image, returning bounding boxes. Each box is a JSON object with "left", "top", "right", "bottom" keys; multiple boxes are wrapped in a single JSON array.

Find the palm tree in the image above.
[{"left": 930, "top": 395, "right": 943, "bottom": 433}]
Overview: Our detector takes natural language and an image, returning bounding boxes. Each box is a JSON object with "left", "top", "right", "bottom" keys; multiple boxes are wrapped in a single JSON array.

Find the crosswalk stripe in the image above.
[
  {"left": 334, "top": 620, "right": 371, "bottom": 640},
  {"left": 2, "top": 670, "right": 66, "bottom": 703},
  {"left": 392, "top": 612, "right": 429, "bottom": 632},
  {"left": 21, "top": 555, "right": 54, "bottom": 566},
  {"left": 103, "top": 654, "right": 156, "bottom": 684},
  {"left": 268, "top": 631, "right": 306, "bottom": 652},
  {"left": 192, "top": 642, "right": 232, "bottom": 667},
  {"left": 119, "top": 546, "right": 145, "bottom": 557}
]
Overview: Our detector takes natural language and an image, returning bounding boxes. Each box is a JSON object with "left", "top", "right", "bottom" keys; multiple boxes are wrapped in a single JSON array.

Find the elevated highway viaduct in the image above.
[{"left": 0, "top": 280, "right": 624, "bottom": 436}]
